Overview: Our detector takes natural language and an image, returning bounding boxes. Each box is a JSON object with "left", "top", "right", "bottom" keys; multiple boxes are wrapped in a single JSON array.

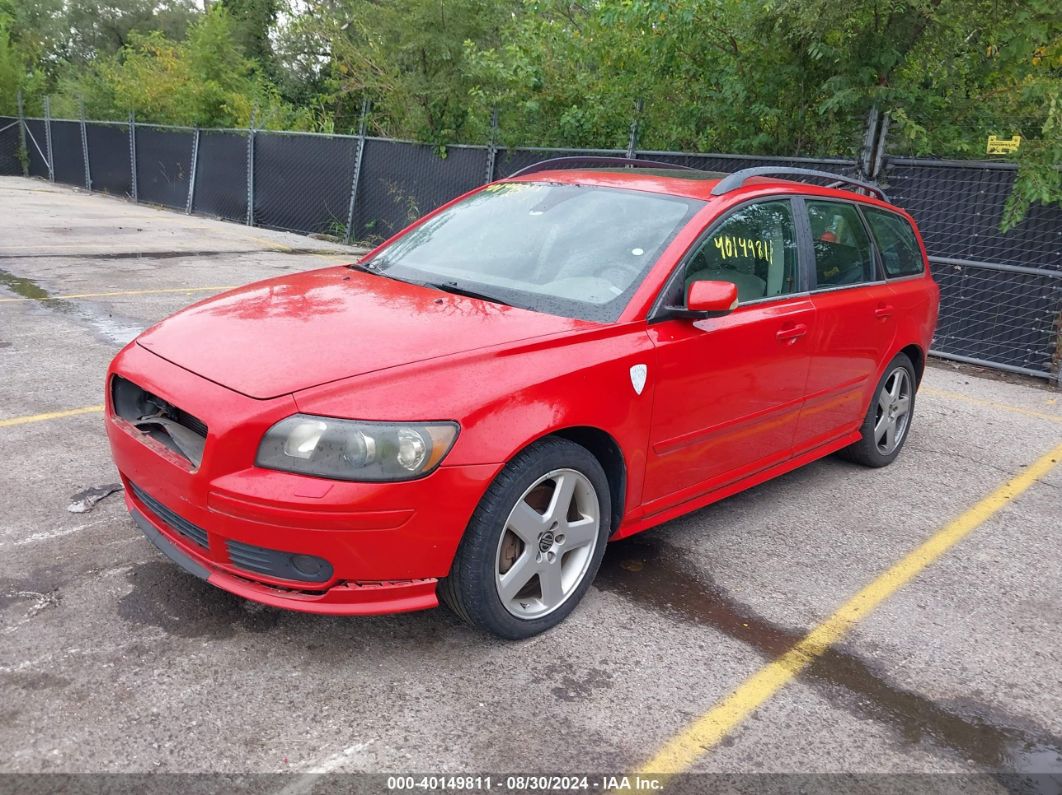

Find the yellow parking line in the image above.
[
  {"left": 628, "top": 439, "right": 1062, "bottom": 784},
  {"left": 0, "top": 286, "right": 237, "bottom": 303},
  {"left": 0, "top": 405, "right": 104, "bottom": 428},
  {"left": 922, "top": 386, "right": 1062, "bottom": 425}
]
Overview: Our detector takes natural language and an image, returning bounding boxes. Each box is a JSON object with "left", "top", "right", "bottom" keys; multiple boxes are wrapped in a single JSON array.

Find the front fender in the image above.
[{"left": 294, "top": 323, "right": 657, "bottom": 517}]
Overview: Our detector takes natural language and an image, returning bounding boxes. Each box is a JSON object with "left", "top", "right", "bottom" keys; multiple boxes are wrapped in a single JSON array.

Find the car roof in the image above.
[{"left": 505, "top": 167, "right": 895, "bottom": 209}]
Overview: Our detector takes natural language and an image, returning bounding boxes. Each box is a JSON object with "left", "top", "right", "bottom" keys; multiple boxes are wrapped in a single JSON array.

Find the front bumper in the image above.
[
  {"left": 107, "top": 343, "right": 502, "bottom": 616},
  {"left": 130, "top": 504, "right": 440, "bottom": 615}
]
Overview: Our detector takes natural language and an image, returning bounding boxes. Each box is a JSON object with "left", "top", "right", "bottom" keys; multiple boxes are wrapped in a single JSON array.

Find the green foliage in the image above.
[
  {"left": 4, "top": 0, "right": 1060, "bottom": 225},
  {"left": 0, "top": 12, "right": 48, "bottom": 114},
  {"left": 286, "top": 0, "right": 509, "bottom": 141},
  {"left": 220, "top": 0, "right": 279, "bottom": 72},
  {"left": 1002, "top": 73, "right": 1062, "bottom": 232},
  {"left": 53, "top": 6, "right": 305, "bottom": 127},
  {"left": 0, "top": 21, "right": 20, "bottom": 114}
]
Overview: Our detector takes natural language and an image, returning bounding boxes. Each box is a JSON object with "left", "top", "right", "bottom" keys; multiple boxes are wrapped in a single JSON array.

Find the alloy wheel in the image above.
[
  {"left": 874, "top": 367, "right": 912, "bottom": 455},
  {"left": 494, "top": 468, "right": 601, "bottom": 619}
]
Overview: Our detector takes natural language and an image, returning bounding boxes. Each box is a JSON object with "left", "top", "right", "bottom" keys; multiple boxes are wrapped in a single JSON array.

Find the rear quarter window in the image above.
[{"left": 864, "top": 208, "right": 925, "bottom": 278}]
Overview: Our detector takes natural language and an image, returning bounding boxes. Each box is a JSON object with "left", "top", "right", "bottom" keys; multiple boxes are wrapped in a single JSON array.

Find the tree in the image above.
[
  {"left": 283, "top": 0, "right": 512, "bottom": 140},
  {"left": 220, "top": 0, "right": 280, "bottom": 74},
  {"left": 61, "top": 5, "right": 303, "bottom": 128},
  {"left": 0, "top": 21, "right": 20, "bottom": 113}
]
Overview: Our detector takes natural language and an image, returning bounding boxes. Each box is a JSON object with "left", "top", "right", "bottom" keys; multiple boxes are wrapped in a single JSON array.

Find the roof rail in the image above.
[
  {"left": 710, "top": 167, "right": 888, "bottom": 202},
  {"left": 507, "top": 156, "right": 697, "bottom": 179}
]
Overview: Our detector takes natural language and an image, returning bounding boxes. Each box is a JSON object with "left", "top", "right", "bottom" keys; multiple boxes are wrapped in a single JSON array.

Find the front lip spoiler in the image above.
[
  {"left": 130, "top": 506, "right": 440, "bottom": 616},
  {"left": 132, "top": 508, "right": 210, "bottom": 580}
]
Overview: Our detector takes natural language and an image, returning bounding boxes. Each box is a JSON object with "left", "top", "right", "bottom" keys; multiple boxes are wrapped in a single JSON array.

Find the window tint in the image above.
[
  {"left": 682, "top": 200, "right": 798, "bottom": 304},
  {"left": 807, "top": 201, "right": 876, "bottom": 288},
  {"left": 864, "top": 208, "right": 924, "bottom": 277}
]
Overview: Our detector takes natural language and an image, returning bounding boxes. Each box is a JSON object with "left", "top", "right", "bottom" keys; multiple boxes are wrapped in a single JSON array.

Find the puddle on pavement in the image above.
[
  {"left": 0, "top": 267, "right": 145, "bottom": 346},
  {"left": 596, "top": 536, "right": 1062, "bottom": 775},
  {"left": 0, "top": 269, "right": 54, "bottom": 301}
]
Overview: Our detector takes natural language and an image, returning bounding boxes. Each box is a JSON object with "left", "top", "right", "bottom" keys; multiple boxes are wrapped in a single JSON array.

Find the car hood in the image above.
[{"left": 137, "top": 266, "right": 591, "bottom": 399}]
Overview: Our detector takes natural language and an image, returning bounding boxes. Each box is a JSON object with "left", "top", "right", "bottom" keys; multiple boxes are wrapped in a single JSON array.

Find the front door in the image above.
[{"left": 642, "top": 198, "right": 815, "bottom": 506}]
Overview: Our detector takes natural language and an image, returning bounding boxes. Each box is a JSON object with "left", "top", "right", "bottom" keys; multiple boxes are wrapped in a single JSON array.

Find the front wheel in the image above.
[
  {"left": 440, "top": 437, "right": 610, "bottom": 639},
  {"left": 839, "top": 352, "right": 916, "bottom": 468}
]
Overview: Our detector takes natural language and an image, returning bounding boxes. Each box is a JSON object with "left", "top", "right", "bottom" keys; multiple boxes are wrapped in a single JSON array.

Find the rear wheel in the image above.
[
  {"left": 440, "top": 438, "right": 610, "bottom": 639},
  {"left": 839, "top": 353, "right": 916, "bottom": 467}
]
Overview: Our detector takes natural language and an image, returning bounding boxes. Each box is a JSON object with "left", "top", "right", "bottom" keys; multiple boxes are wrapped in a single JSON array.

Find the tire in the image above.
[
  {"left": 440, "top": 437, "right": 611, "bottom": 639},
  {"left": 839, "top": 352, "right": 917, "bottom": 468}
]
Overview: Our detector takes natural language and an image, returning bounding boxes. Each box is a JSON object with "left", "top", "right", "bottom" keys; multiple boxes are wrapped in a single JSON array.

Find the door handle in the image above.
[
  {"left": 874, "top": 304, "right": 894, "bottom": 319},
  {"left": 776, "top": 323, "right": 808, "bottom": 343}
]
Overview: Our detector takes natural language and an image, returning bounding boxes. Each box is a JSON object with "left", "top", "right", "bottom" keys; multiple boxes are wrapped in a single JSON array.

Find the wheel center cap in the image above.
[{"left": 538, "top": 531, "right": 555, "bottom": 553}]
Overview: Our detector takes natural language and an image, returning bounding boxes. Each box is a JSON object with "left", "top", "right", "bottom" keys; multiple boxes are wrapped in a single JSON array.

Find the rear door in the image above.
[
  {"left": 642, "top": 198, "right": 815, "bottom": 506},
  {"left": 795, "top": 198, "right": 897, "bottom": 451},
  {"left": 862, "top": 205, "right": 939, "bottom": 349}
]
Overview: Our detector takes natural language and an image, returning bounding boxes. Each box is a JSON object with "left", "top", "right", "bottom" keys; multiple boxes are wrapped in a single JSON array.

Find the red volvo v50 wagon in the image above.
[{"left": 106, "top": 160, "right": 939, "bottom": 638}]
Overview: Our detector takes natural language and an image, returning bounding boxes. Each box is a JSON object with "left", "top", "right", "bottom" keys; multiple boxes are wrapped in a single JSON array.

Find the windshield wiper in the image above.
[
  {"left": 349, "top": 264, "right": 512, "bottom": 307},
  {"left": 423, "top": 281, "right": 511, "bottom": 307},
  {"left": 346, "top": 261, "right": 409, "bottom": 284}
]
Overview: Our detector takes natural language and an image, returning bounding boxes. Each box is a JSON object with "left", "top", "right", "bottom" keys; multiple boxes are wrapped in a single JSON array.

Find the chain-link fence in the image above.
[
  {"left": 881, "top": 163, "right": 1061, "bottom": 381},
  {"left": 0, "top": 108, "right": 1058, "bottom": 383}
]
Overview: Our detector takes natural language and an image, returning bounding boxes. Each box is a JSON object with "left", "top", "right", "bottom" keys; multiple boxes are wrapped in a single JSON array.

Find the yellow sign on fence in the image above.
[{"left": 986, "top": 135, "right": 1021, "bottom": 155}]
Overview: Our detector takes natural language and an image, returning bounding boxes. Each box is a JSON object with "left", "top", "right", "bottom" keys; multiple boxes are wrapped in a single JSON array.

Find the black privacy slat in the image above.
[
  {"left": 50, "top": 121, "right": 85, "bottom": 186},
  {"left": 929, "top": 261, "right": 1061, "bottom": 374},
  {"left": 0, "top": 117, "right": 20, "bottom": 175},
  {"left": 253, "top": 132, "right": 359, "bottom": 234},
  {"left": 85, "top": 122, "right": 132, "bottom": 196},
  {"left": 136, "top": 127, "right": 194, "bottom": 210},
  {"left": 351, "top": 140, "right": 485, "bottom": 245},
  {"left": 24, "top": 119, "right": 49, "bottom": 179},
  {"left": 192, "top": 131, "right": 248, "bottom": 222},
  {"left": 886, "top": 163, "right": 1062, "bottom": 271}
]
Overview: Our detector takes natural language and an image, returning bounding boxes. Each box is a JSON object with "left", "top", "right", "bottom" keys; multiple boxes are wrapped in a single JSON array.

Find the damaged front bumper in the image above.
[{"left": 106, "top": 342, "right": 500, "bottom": 616}]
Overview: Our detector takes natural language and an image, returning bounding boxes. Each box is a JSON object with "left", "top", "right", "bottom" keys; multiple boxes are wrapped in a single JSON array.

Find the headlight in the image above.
[{"left": 256, "top": 415, "right": 459, "bottom": 482}]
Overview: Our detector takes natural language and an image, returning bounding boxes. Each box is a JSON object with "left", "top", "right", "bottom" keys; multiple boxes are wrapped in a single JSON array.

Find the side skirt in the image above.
[{"left": 614, "top": 431, "right": 861, "bottom": 539}]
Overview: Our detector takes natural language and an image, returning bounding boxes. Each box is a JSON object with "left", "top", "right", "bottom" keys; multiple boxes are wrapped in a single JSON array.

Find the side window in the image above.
[
  {"left": 807, "top": 201, "right": 876, "bottom": 288},
  {"left": 864, "top": 208, "right": 924, "bottom": 277},
  {"left": 683, "top": 200, "right": 798, "bottom": 304}
]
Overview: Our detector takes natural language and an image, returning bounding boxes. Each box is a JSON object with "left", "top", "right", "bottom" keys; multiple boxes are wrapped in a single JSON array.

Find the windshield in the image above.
[{"left": 365, "top": 181, "right": 703, "bottom": 322}]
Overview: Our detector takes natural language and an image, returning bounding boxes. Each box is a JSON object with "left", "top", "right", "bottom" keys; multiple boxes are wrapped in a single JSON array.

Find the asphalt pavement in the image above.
[{"left": 1, "top": 177, "right": 1060, "bottom": 792}]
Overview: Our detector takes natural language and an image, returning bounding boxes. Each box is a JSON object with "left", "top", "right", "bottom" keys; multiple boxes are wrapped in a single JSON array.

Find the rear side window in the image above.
[
  {"left": 864, "top": 208, "right": 924, "bottom": 277},
  {"left": 682, "top": 200, "right": 799, "bottom": 304},
  {"left": 807, "top": 201, "right": 876, "bottom": 288}
]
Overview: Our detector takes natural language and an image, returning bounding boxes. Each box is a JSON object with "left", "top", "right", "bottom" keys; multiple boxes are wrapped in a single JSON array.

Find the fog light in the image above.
[{"left": 290, "top": 554, "right": 327, "bottom": 578}]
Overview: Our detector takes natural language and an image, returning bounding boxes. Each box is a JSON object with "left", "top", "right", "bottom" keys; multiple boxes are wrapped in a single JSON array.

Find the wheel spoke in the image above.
[
  {"left": 507, "top": 501, "right": 546, "bottom": 544},
  {"left": 545, "top": 472, "right": 577, "bottom": 525},
  {"left": 497, "top": 551, "right": 537, "bottom": 603},
  {"left": 894, "top": 395, "right": 911, "bottom": 417},
  {"left": 874, "top": 411, "right": 889, "bottom": 443},
  {"left": 539, "top": 562, "right": 564, "bottom": 607},
  {"left": 889, "top": 373, "right": 903, "bottom": 400},
  {"left": 562, "top": 516, "right": 597, "bottom": 550},
  {"left": 884, "top": 418, "right": 896, "bottom": 451}
]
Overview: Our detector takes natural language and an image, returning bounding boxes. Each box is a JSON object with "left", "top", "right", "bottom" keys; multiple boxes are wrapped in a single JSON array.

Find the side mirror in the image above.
[
  {"left": 665, "top": 280, "right": 738, "bottom": 319},
  {"left": 687, "top": 280, "right": 738, "bottom": 313}
]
